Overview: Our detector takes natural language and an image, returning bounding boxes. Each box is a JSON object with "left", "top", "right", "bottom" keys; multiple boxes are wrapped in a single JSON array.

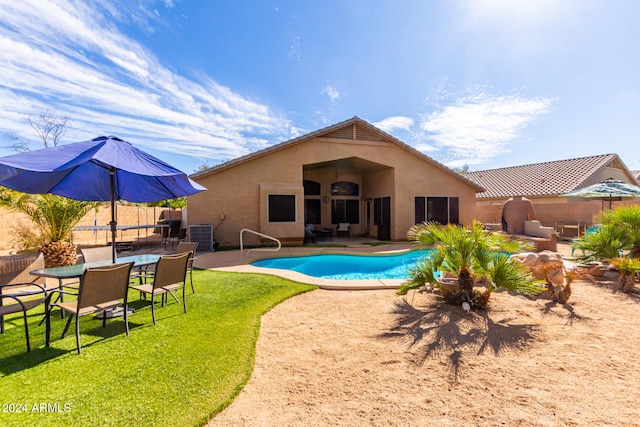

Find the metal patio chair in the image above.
[
  {"left": 46, "top": 261, "right": 134, "bottom": 354},
  {"left": 130, "top": 252, "right": 190, "bottom": 325}
]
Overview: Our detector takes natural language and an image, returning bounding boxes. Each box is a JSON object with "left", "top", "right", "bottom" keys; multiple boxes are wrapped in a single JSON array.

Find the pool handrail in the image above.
[{"left": 240, "top": 228, "right": 281, "bottom": 257}]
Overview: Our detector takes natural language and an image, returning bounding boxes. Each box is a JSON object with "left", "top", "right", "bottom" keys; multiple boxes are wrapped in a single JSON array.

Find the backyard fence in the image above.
[{"left": 0, "top": 204, "right": 180, "bottom": 252}]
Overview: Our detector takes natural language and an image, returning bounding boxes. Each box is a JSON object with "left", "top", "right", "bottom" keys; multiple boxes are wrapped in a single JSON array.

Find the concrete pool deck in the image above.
[
  {"left": 118, "top": 236, "right": 575, "bottom": 291},
  {"left": 191, "top": 240, "right": 576, "bottom": 290}
]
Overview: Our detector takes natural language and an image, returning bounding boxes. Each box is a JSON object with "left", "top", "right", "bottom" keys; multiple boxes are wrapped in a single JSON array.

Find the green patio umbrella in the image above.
[{"left": 562, "top": 178, "right": 640, "bottom": 209}]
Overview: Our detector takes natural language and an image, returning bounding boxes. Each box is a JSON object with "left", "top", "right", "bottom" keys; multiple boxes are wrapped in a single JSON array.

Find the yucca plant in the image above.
[
  {"left": 399, "top": 221, "right": 542, "bottom": 309},
  {"left": 0, "top": 188, "right": 97, "bottom": 266}
]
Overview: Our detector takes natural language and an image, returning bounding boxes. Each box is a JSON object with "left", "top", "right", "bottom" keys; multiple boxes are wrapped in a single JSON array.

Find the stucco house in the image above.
[
  {"left": 463, "top": 154, "right": 640, "bottom": 238},
  {"left": 188, "top": 117, "right": 483, "bottom": 248}
]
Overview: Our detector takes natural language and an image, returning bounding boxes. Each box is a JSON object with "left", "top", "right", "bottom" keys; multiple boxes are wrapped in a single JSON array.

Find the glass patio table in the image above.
[
  {"left": 30, "top": 254, "right": 161, "bottom": 281},
  {"left": 31, "top": 254, "right": 161, "bottom": 322}
]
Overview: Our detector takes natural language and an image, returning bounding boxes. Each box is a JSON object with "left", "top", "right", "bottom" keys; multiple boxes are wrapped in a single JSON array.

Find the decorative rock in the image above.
[{"left": 511, "top": 250, "right": 564, "bottom": 285}]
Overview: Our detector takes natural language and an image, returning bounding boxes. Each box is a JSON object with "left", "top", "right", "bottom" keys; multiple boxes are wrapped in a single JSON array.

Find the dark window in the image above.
[
  {"left": 304, "top": 199, "right": 321, "bottom": 224},
  {"left": 331, "top": 181, "right": 359, "bottom": 196},
  {"left": 414, "top": 197, "right": 426, "bottom": 224},
  {"left": 427, "top": 197, "right": 448, "bottom": 224},
  {"left": 331, "top": 199, "right": 359, "bottom": 224},
  {"left": 269, "top": 195, "right": 296, "bottom": 222},
  {"left": 374, "top": 197, "right": 391, "bottom": 226},
  {"left": 449, "top": 197, "right": 459, "bottom": 224},
  {"left": 414, "top": 196, "right": 459, "bottom": 225},
  {"left": 303, "top": 180, "right": 321, "bottom": 196},
  {"left": 374, "top": 198, "right": 381, "bottom": 225}
]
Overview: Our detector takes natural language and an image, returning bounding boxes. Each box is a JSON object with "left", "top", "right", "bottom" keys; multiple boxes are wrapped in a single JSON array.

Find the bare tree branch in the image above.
[
  {"left": 1, "top": 132, "right": 31, "bottom": 152},
  {"left": 28, "top": 111, "right": 70, "bottom": 148}
]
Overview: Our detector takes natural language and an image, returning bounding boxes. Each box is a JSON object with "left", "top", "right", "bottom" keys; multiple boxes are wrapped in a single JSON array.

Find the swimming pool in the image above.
[{"left": 251, "top": 250, "right": 432, "bottom": 280}]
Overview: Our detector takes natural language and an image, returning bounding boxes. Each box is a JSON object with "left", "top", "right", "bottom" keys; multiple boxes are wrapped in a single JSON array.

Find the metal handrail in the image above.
[{"left": 240, "top": 228, "right": 281, "bottom": 257}]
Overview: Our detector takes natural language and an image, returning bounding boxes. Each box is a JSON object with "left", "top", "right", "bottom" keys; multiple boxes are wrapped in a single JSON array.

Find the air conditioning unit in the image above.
[{"left": 189, "top": 224, "right": 213, "bottom": 251}]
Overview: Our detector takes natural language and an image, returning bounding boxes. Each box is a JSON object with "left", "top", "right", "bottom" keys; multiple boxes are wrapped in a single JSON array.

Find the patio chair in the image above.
[
  {"left": 79, "top": 246, "right": 112, "bottom": 263},
  {"left": 1, "top": 253, "right": 51, "bottom": 351},
  {"left": 46, "top": 261, "right": 134, "bottom": 354},
  {"left": 130, "top": 252, "right": 190, "bottom": 325},
  {"left": 132, "top": 242, "right": 198, "bottom": 294},
  {"left": 175, "top": 242, "right": 198, "bottom": 293},
  {"left": 337, "top": 223, "right": 350, "bottom": 237},
  {"left": 304, "top": 224, "right": 317, "bottom": 244}
]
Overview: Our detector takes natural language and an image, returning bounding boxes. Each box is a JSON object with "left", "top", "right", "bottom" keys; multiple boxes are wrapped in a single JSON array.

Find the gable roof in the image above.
[
  {"left": 192, "top": 116, "right": 484, "bottom": 191},
  {"left": 463, "top": 154, "right": 635, "bottom": 199}
]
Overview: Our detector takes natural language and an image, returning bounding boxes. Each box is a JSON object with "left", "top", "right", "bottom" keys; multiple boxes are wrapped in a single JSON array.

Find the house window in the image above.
[
  {"left": 303, "top": 180, "right": 321, "bottom": 195},
  {"left": 414, "top": 196, "right": 459, "bottom": 225},
  {"left": 269, "top": 195, "right": 296, "bottom": 222},
  {"left": 331, "top": 199, "right": 359, "bottom": 224},
  {"left": 304, "top": 198, "right": 321, "bottom": 224},
  {"left": 374, "top": 197, "right": 391, "bottom": 226},
  {"left": 331, "top": 181, "right": 359, "bottom": 196}
]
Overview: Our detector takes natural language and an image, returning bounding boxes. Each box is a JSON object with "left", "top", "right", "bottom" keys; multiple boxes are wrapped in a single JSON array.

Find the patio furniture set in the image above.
[{"left": 1, "top": 242, "right": 198, "bottom": 354}]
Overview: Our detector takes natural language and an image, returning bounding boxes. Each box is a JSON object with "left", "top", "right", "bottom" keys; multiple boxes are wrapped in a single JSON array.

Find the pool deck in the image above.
[{"left": 119, "top": 236, "right": 575, "bottom": 291}]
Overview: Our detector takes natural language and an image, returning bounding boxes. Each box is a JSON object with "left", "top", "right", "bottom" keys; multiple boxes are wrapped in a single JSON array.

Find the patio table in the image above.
[
  {"left": 31, "top": 254, "right": 161, "bottom": 323},
  {"left": 30, "top": 254, "right": 161, "bottom": 281}
]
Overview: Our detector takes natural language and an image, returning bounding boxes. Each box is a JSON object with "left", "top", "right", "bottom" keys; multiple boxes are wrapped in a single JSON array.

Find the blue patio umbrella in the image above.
[
  {"left": 0, "top": 136, "right": 206, "bottom": 262},
  {"left": 562, "top": 178, "right": 640, "bottom": 209}
]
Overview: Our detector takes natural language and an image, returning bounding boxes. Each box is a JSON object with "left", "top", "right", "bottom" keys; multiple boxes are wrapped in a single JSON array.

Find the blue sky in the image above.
[{"left": 1, "top": 0, "right": 639, "bottom": 174}]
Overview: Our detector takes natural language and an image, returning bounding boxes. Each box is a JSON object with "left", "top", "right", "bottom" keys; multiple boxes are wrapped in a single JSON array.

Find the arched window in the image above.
[{"left": 331, "top": 181, "right": 359, "bottom": 196}]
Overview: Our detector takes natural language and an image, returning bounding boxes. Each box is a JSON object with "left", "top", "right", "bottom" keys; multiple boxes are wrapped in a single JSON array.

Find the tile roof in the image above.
[{"left": 463, "top": 154, "right": 625, "bottom": 199}]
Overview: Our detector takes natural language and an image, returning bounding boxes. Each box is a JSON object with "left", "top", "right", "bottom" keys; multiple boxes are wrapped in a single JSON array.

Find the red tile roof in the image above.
[{"left": 463, "top": 154, "right": 626, "bottom": 199}]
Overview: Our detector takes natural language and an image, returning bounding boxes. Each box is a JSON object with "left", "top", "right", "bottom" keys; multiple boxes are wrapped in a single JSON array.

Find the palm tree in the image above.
[
  {"left": 0, "top": 189, "right": 97, "bottom": 266},
  {"left": 399, "top": 221, "right": 542, "bottom": 309}
]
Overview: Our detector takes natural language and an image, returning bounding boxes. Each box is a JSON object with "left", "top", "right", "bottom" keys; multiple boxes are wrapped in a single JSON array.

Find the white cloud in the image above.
[
  {"left": 420, "top": 91, "right": 552, "bottom": 167},
  {"left": 0, "top": 0, "right": 292, "bottom": 163},
  {"left": 373, "top": 116, "right": 414, "bottom": 133},
  {"left": 322, "top": 84, "right": 340, "bottom": 102}
]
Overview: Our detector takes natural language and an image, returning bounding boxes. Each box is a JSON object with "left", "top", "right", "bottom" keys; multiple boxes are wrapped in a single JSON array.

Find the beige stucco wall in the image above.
[{"left": 189, "top": 133, "right": 479, "bottom": 248}]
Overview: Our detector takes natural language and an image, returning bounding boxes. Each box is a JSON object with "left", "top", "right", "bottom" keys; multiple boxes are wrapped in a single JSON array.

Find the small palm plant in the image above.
[
  {"left": 0, "top": 189, "right": 97, "bottom": 266},
  {"left": 573, "top": 223, "right": 626, "bottom": 262},
  {"left": 601, "top": 205, "right": 640, "bottom": 258},
  {"left": 573, "top": 205, "right": 640, "bottom": 292},
  {"left": 609, "top": 257, "right": 640, "bottom": 293},
  {"left": 398, "top": 221, "right": 543, "bottom": 309}
]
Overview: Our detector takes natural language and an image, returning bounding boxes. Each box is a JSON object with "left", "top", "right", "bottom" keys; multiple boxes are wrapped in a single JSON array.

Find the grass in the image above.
[{"left": 0, "top": 270, "right": 316, "bottom": 427}]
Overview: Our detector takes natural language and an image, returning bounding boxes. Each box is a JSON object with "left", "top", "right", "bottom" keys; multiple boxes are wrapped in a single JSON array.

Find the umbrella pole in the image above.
[{"left": 109, "top": 170, "right": 117, "bottom": 263}]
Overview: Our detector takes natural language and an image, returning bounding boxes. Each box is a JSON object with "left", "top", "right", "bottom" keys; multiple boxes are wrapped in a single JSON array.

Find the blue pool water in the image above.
[{"left": 251, "top": 250, "right": 432, "bottom": 280}]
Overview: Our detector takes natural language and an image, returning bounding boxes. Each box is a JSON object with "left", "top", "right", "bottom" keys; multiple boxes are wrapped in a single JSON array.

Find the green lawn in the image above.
[{"left": 0, "top": 270, "right": 316, "bottom": 427}]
